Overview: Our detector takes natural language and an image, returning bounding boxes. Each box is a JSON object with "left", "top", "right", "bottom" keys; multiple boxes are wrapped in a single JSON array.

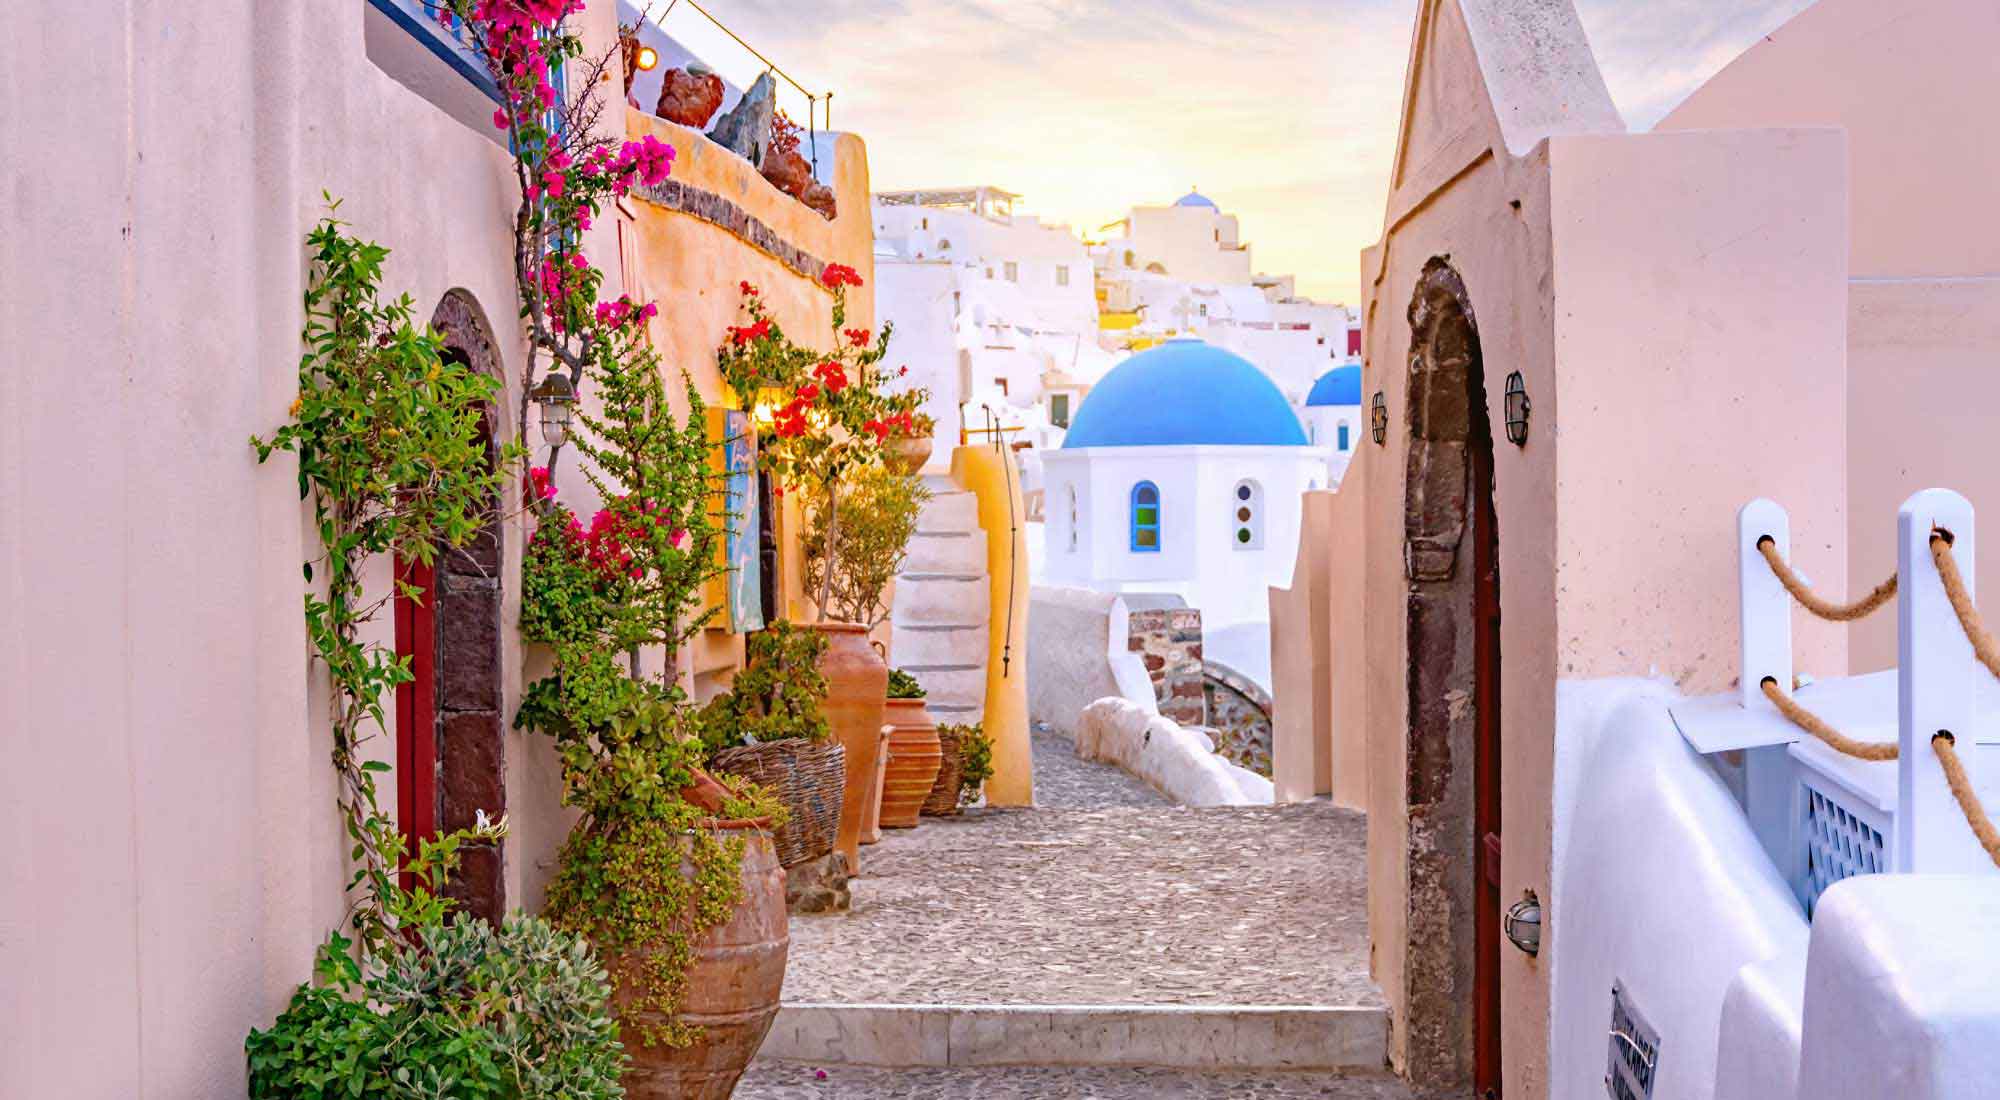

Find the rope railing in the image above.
[
  {"left": 1758, "top": 677, "right": 1899, "bottom": 760},
  {"left": 1756, "top": 536, "right": 1898, "bottom": 621},
  {"left": 1752, "top": 517, "right": 2000, "bottom": 869}
]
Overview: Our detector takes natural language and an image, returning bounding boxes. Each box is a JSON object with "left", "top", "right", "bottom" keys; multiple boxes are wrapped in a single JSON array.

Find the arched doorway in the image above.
[
  {"left": 395, "top": 289, "right": 506, "bottom": 923},
  {"left": 1401, "top": 259, "right": 1502, "bottom": 1096}
]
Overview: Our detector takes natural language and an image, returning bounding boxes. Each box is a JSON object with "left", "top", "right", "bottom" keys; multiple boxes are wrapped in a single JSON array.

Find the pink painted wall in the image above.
[{"left": 1659, "top": 0, "right": 2000, "bottom": 674}]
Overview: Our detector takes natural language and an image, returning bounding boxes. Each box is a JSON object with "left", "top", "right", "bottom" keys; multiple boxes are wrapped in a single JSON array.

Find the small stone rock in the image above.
[
  {"left": 655, "top": 64, "right": 725, "bottom": 130},
  {"left": 709, "top": 72, "right": 776, "bottom": 166}
]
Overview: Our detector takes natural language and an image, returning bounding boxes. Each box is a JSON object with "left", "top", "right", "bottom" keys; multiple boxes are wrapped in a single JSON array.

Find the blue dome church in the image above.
[
  {"left": 1041, "top": 339, "right": 1329, "bottom": 629},
  {"left": 1303, "top": 364, "right": 1364, "bottom": 483}
]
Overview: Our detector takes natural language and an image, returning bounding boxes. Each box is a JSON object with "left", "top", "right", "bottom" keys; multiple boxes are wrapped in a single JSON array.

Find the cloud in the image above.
[{"left": 653, "top": 0, "right": 1812, "bottom": 302}]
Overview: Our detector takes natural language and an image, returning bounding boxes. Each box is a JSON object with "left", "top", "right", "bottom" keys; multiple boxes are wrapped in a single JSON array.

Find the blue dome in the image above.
[
  {"left": 1306, "top": 365, "right": 1363, "bottom": 407},
  {"left": 1063, "top": 339, "right": 1307, "bottom": 449},
  {"left": 1174, "top": 190, "right": 1217, "bottom": 209}
]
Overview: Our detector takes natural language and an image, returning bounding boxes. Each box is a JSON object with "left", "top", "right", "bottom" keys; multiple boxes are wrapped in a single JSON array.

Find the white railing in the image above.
[{"left": 1735, "top": 489, "right": 1992, "bottom": 914}]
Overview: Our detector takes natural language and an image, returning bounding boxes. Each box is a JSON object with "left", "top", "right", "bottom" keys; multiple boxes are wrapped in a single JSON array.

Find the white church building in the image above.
[
  {"left": 1041, "top": 338, "right": 1329, "bottom": 629},
  {"left": 1302, "top": 363, "right": 1364, "bottom": 486}
]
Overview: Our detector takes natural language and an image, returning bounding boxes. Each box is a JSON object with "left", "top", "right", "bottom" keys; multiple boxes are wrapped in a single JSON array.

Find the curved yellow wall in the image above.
[{"left": 950, "top": 444, "right": 1033, "bottom": 806}]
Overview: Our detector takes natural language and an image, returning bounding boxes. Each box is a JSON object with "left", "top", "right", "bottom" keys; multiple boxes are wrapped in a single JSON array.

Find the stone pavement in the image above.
[
  {"left": 734, "top": 1061, "right": 1419, "bottom": 1099},
  {"left": 780, "top": 729, "right": 1377, "bottom": 1008}
]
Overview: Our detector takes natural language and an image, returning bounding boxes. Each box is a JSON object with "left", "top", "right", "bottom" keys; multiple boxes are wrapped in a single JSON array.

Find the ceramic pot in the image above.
[
  {"left": 860, "top": 724, "right": 892, "bottom": 845},
  {"left": 615, "top": 826, "right": 787, "bottom": 1099},
  {"left": 885, "top": 435, "right": 933, "bottom": 475},
  {"left": 809, "top": 623, "right": 888, "bottom": 868},
  {"left": 880, "top": 698, "right": 943, "bottom": 828}
]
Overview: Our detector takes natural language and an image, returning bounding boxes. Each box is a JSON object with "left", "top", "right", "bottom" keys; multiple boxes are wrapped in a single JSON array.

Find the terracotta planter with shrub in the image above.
[
  {"left": 885, "top": 435, "right": 933, "bottom": 475},
  {"left": 616, "top": 823, "right": 787, "bottom": 1100},
  {"left": 880, "top": 697, "right": 942, "bottom": 828},
  {"left": 810, "top": 623, "right": 888, "bottom": 867}
]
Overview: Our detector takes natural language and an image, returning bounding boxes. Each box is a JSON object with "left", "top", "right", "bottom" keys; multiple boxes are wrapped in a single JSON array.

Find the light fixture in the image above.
[
  {"left": 634, "top": 44, "right": 659, "bottom": 72},
  {"left": 1504, "top": 892, "right": 1542, "bottom": 956},
  {"left": 1503, "top": 371, "right": 1530, "bottom": 446},
  {"left": 530, "top": 373, "right": 576, "bottom": 447},
  {"left": 1370, "top": 390, "right": 1388, "bottom": 445}
]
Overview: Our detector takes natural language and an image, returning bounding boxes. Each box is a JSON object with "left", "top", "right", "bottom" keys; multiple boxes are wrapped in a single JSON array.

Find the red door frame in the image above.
[
  {"left": 393, "top": 555, "right": 438, "bottom": 893},
  {"left": 1472, "top": 419, "right": 1503, "bottom": 1098}
]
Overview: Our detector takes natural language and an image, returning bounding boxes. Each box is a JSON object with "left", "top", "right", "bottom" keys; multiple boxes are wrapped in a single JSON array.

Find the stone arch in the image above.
[
  {"left": 1400, "top": 257, "right": 1502, "bottom": 1094},
  {"left": 398, "top": 288, "right": 508, "bottom": 923}
]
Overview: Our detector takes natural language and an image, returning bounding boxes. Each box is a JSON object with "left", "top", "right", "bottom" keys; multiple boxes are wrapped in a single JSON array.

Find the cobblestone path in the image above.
[
  {"left": 735, "top": 1061, "right": 1418, "bottom": 1099},
  {"left": 781, "top": 728, "right": 1378, "bottom": 1007}
]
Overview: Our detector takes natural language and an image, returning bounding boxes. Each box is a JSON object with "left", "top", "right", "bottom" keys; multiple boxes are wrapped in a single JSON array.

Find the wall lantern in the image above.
[
  {"left": 1504, "top": 892, "right": 1542, "bottom": 956},
  {"left": 633, "top": 44, "right": 660, "bottom": 72},
  {"left": 530, "top": 373, "right": 577, "bottom": 447},
  {"left": 1370, "top": 390, "right": 1388, "bottom": 445},
  {"left": 1503, "top": 371, "right": 1531, "bottom": 447}
]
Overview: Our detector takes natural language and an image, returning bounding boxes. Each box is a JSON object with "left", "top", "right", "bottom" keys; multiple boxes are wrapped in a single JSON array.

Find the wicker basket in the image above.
[
  {"left": 711, "top": 738, "right": 846, "bottom": 868},
  {"left": 922, "top": 725, "right": 965, "bottom": 817}
]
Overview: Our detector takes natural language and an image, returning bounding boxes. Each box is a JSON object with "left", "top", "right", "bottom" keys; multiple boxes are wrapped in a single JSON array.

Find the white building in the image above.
[
  {"left": 873, "top": 187, "right": 1116, "bottom": 468},
  {"left": 1095, "top": 190, "right": 1255, "bottom": 285},
  {"left": 1301, "top": 364, "right": 1364, "bottom": 486},
  {"left": 1041, "top": 338, "right": 1329, "bottom": 629}
]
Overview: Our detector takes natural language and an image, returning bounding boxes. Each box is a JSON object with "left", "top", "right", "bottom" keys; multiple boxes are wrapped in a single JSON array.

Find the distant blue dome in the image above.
[
  {"left": 1063, "top": 339, "right": 1307, "bottom": 449},
  {"left": 1174, "top": 190, "right": 1217, "bottom": 209},
  {"left": 1306, "top": 365, "right": 1363, "bottom": 407}
]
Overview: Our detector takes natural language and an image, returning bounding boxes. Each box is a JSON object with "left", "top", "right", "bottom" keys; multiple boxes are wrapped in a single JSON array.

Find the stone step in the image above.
[
  {"left": 896, "top": 666, "right": 987, "bottom": 712},
  {"left": 736, "top": 1061, "right": 1411, "bottom": 1098},
  {"left": 888, "top": 625, "right": 989, "bottom": 669},
  {"left": 918, "top": 491, "right": 981, "bottom": 533},
  {"left": 756, "top": 1002, "right": 1390, "bottom": 1072},
  {"left": 891, "top": 576, "right": 991, "bottom": 629},
  {"left": 901, "top": 532, "right": 987, "bottom": 575}
]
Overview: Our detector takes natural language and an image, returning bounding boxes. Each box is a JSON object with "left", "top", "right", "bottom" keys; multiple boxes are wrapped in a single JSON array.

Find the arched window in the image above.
[
  {"left": 1130, "top": 482, "right": 1161, "bottom": 552},
  {"left": 1232, "top": 480, "right": 1264, "bottom": 550}
]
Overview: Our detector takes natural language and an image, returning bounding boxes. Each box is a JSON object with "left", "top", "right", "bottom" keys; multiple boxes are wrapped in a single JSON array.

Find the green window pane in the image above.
[{"left": 1135, "top": 507, "right": 1158, "bottom": 526}]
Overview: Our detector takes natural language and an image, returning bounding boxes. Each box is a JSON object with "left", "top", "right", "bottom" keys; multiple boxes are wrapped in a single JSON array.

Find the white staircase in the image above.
[{"left": 891, "top": 483, "right": 990, "bottom": 724}]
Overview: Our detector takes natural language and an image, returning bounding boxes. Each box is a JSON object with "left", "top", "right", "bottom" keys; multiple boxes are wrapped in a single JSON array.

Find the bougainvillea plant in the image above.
[{"left": 715, "top": 268, "right": 932, "bottom": 618}]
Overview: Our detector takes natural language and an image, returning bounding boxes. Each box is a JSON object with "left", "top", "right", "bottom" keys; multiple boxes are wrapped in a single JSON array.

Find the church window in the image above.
[
  {"left": 1131, "top": 482, "right": 1162, "bottom": 552},
  {"left": 1337, "top": 422, "right": 1350, "bottom": 451},
  {"left": 1066, "top": 485, "right": 1080, "bottom": 552},
  {"left": 1233, "top": 480, "right": 1264, "bottom": 550},
  {"left": 1050, "top": 393, "right": 1071, "bottom": 428}
]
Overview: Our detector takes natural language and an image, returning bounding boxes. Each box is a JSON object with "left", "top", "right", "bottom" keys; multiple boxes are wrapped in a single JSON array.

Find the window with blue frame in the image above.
[
  {"left": 1131, "top": 482, "right": 1162, "bottom": 552},
  {"left": 366, "top": 0, "right": 518, "bottom": 138},
  {"left": 1337, "top": 422, "right": 1350, "bottom": 451}
]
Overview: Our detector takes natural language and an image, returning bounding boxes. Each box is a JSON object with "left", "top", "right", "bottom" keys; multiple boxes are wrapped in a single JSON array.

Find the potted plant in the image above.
[
  {"left": 879, "top": 669, "right": 943, "bottom": 829},
  {"left": 954, "top": 723, "right": 996, "bottom": 808},
  {"left": 728, "top": 264, "right": 932, "bottom": 868},
  {"left": 699, "top": 621, "right": 847, "bottom": 869}
]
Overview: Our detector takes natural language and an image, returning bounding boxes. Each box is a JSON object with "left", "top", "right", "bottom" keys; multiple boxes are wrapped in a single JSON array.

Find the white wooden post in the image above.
[
  {"left": 1897, "top": 488, "right": 1982, "bottom": 873},
  {"left": 1740, "top": 499, "right": 1793, "bottom": 711}
]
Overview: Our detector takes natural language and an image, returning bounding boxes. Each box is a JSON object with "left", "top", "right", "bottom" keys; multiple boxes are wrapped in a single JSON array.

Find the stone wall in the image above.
[
  {"left": 1127, "top": 607, "right": 1206, "bottom": 727},
  {"left": 1204, "top": 661, "right": 1274, "bottom": 778}
]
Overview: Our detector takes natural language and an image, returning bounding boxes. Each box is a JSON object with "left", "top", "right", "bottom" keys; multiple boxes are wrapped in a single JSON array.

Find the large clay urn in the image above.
[
  {"left": 810, "top": 623, "right": 888, "bottom": 868},
  {"left": 860, "top": 724, "right": 891, "bottom": 846},
  {"left": 879, "top": 698, "right": 942, "bottom": 829},
  {"left": 616, "top": 824, "right": 787, "bottom": 1099}
]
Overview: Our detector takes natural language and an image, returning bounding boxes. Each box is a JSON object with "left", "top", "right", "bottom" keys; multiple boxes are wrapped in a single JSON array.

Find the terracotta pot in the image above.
[
  {"left": 860, "top": 724, "right": 892, "bottom": 845},
  {"left": 616, "top": 826, "right": 788, "bottom": 1099},
  {"left": 880, "top": 698, "right": 943, "bottom": 828},
  {"left": 886, "top": 435, "right": 933, "bottom": 475},
  {"left": 809, "top": 623, "right": 888, "bottom": 868}
]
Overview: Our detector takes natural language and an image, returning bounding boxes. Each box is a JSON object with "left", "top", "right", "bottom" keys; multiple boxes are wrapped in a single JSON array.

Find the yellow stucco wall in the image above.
[{"left": 949, "top": 445, "right": 1034, "bottom": 806}]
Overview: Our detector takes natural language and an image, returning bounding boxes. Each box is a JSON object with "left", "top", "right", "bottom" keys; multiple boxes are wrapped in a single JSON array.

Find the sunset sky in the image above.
[{"left": 653, "top": 0, "right": 1814, "bottom": 303}]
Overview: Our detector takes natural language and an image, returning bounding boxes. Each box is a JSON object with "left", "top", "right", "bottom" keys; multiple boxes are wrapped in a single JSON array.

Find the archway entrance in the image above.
[
  {"left": 395, "top": 290, "right": 506, "bottom": 923},
  {"left": 1401, "top": 259, "right": 1502, "bottom": 1096}
]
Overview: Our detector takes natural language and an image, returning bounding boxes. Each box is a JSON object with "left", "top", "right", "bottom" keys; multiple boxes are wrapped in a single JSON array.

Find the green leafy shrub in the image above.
[
  {"left": 949, "top": 723, "right": 994, "bottom": 804},
  {"left": 802, "top": 464, "right": 932, "bottom": 627},
  {"left": 697, "top": 621, "right": 831, "bottom": 757},
  {"left": 246, "top": 920, "right": 624, "bottom": 1100},
  {"left": 887, "top": 668, "right": 926, "bottom": 700}
]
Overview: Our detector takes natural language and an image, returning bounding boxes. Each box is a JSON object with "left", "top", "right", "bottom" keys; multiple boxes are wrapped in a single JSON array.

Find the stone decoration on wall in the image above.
[
  {"left": 709, "top": 72, "right": 776, "bottom": 167},
  {"left": 1204, "top": 661, "right": 1274, "bottom": 778},
  {"left": 655, "top": 63, "right": 725, "bottom": 130},
  {"left": 631, "top": 178, "right": 832, "bottom": 285},
  {"left": 1127, "top": 607, "right": 1206, "bottom": 727}
]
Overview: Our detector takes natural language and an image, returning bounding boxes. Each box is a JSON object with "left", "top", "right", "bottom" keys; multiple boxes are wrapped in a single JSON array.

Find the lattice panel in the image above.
[
  {"left": 1800, "top": 780, "right": 1888, "bottom": 917},
  {"left": 1607, "top": 981, "right": 1661, "bottom": 1100}
]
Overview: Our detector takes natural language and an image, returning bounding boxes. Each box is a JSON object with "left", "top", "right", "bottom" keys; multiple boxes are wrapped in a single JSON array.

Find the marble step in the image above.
[
  {"left": 889, "top": 624, "right": 989, "bottom": 669},
  {"left": 902, "top": 531, "right": 987, "bottom": 575},
  {"left": 757, "top": 1002, "right": 1390, "bottom": 1072},
  {"left": 891, "top": 576, "right": 991, "bottom": 629},
  {"left": 917, "top": 491, "right": 981, "bottom": 533},
  {"left": 894, "top": 665, "right": 987, "bottom": 712}
]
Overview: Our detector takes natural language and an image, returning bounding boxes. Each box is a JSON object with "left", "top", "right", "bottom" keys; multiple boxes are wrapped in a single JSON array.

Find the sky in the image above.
[{"left": 650, "top": 0, "right": 1815, "bottom": 304}]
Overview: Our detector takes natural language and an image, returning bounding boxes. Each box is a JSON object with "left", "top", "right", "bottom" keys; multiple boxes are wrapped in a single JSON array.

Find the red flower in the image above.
[
  {"left": 811, "top": 361, "right": 849, "bottom": 393},
  {"left": 820, "top": 263, "right": 863, "bottom": 289},
  {"left": 726, "top": 317, "right": 772, "bottom": 347},
  {"left": 844, "top": 327, "right": 871, "bottom": 348},
  {"left": 739, "top": 281, "right": 760, "bottom": 297},
  {"left": 795, "top": 382, "right": 821, "bottom": 402}
]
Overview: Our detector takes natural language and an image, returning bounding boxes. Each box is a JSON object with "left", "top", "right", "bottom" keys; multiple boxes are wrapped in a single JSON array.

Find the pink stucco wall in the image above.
[{"left": 1658, "top": 0, "right": 2000, "bottom": 674}]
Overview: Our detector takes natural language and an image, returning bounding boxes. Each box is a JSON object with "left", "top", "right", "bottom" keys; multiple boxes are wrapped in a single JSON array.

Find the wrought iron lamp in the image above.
[
  {"left": 530, "top": 373, "right": 577, "bottom": 447},
  {"left": 1504, "top": 893, "right": 1542, "bottom": 955},
  {"left": 1503, "top": 371, "right": 1531, "bottom": 446},
  {"left": 1370, "top": 390, "right": 1388, "bottom": 445}
]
